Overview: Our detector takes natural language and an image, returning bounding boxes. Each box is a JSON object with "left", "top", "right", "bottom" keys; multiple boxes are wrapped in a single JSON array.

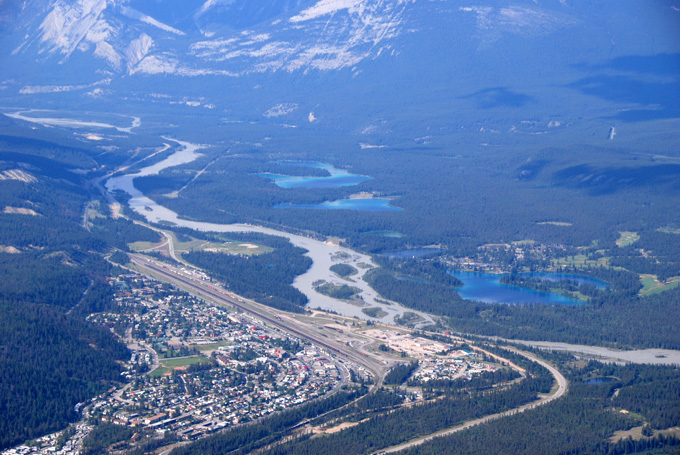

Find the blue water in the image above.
[
  {"left": 450, "top": 271, "right": 584, "bottom": 305},
  {"left": 585, "top": 377, "right": 618, "bottom": 384},
  {"left": 275, "top": 198, "right": 402, "bottom": 211},
  {"left": 523, "top": 272, "right": 608, "bottom": 290},
  {"left": 383, "top": 248, "right": 443, "bottom": 259},
  {"left": 364, "top": 230, "right": 404, "bottom": 238},
  {"left": 258, "top": 162, "right": 371, "bottom": 189}
]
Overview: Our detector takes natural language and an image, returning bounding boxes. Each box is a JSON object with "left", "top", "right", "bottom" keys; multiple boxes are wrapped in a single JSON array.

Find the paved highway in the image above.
[
  {"left": 129, "top": 254, "right": 385, "bottom": 385},
  {"left": 130, "top": 254, "right": 569, "bottom": 455},
  {"left": 380, "top": 345, "right": 568, "bottom": 453}
]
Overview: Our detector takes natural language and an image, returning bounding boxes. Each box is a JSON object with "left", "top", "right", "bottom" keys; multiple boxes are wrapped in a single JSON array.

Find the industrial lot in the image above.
[{"left": 2, "top": 269, "right": 499, "bottom": 455}]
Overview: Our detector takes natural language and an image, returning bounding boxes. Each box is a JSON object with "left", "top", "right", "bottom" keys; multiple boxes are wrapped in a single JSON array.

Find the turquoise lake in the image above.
[
  {"left": 364, "top": 230, "right": 404, "bottom": 238},
  {"left": 383, "top": 248, "right": 443, "bottom": 259},
  {"left": 275, "top": 198, "right": 402, "bottom": 211},
  {"left": 258, "top": 162, "right": 370, "bottom": 189},
  {"left": 450, "top": 271, "right": 607, "bottom": 305},
  {"left": 584, "top": 377, "right": 619, "bottom": 384}
]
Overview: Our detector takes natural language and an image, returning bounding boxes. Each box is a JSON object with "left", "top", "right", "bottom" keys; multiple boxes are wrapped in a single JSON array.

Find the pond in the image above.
[
  {"left": 382, "top": 248, "right": 443, "bottom": 259},
  {"left": 584, "top": 377, "right": 619, "bottom": 384},
  {"left": 258, "top": 162, "right": 371, "bottom": 189},
  {"left": 275, "top": 198, "right": 402, "bottom": 211},
  {"left": 106, "top": 139, "right": 429, "bottom": 324},
  {"left": 363, "top": 230, "right": 404, "bottom": 238},
  {"left": 449, "top": 270, "right": 587, "bottom": 305}
]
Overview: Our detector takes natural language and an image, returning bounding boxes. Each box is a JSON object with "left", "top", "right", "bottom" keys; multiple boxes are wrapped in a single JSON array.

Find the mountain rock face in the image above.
[
  {"left": 6, "top": 0, "right": 414, "bottom": 76},
  {"left": 0, "top": 0, "right": 679, "bottom": 143}
]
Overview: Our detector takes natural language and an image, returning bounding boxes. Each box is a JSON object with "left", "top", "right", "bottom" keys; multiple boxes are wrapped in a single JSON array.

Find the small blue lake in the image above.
[
  {"left": 383, "top": 248, "right": 443, "bottom": 259},
  {"left": 364, "top": 230, "right": 404, "bottom": 238},
  {"left": 275, "top": 198, "right": 402, "bottom": 211},
  {"left": 584, "top": 377, "right": 619, "bottom": 384},
  {"left": 449, "top": 271, "right": 602, "bottom": 305},
  {"left": 258, "top": 162, "right": 371, "bottom": 189}
]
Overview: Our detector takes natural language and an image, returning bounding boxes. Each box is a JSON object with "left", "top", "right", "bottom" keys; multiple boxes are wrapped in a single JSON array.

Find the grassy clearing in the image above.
[
  {"left": 86, "top": 204, "right": 106, "bottom": 223},
  {"left": 161, "top": 356, "right": 211, "bottom": 368},
  {"left": 658, "top": 227, "right": 680, "bottom": 235},
  {"left": 129, "top": 240, "right": 165, "bottom": 251},
  {"left": 616, "top": 231, "right": 640, "bottom": 247},
  {"left": 553, "top": 254, "right": 611, "bottom": 268},
  {"left": 170, "top": 232, "right": 272, "bottom": 257},
  {"left": 151, "top": 356, "right": 211, "bottom": 377},
  {"left": 150, "top": 367, "right": 173, "bottom": 377},
  {"left": 192, "top": 341, "right": 230, "bottom": 352},
  {"left": 639, "top": 274, "right": 680, "bottom": 297},
  {"left": 612, "top": 424, "right": 680, "bottom": 443}
]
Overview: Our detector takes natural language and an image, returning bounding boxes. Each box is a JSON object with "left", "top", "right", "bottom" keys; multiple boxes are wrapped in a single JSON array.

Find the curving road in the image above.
[
  {"left": 128, "top": 255, "right": 568, "bottom": 455},
  {"left": 380, "top": 346, "right": 568, "bottom": 453},
  {"left": 129, "top": 254, "right": 386, "bottom": 385}
]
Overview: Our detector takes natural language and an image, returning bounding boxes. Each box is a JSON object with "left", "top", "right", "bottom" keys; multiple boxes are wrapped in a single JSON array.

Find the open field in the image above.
[
  {"left": 85, "top": 202, "right": 106, "bottom": 222},
  {"left": 192, "top": 341, "right": 230, "bottom": 352},
  {"left": 639, "top": 274, "right": 680, "bottom": 297},
  {"left": 553, "top": 254, "right": 611, "bottom": 268},
  {"left": 610, "top": 425, "right": 680, "bottom": 443},
  {"left": 151, "top": 356, "right": 211, "bottom": 377},
  {"left": 129, "top": 239, "right": 166, "bottom": 252},
  {"left": 616, "top": 231, "right": 640, "bottom": 247},
  {"left": 128, "top": 229, "right": 272, "bottom": 258},
  {"left": 170, "top": 232, "right": 272, "bottom": 257},
  {"left": 658, "top": 227, "right": 680, "bottom": 235}
]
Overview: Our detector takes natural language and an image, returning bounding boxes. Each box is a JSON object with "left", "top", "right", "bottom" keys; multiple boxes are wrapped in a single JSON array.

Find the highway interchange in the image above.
[{"left": 129, "top": 252, "right": 569, "bottom": 453}]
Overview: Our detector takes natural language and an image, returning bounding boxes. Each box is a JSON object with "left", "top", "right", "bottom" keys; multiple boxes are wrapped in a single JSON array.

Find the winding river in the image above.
[{"left": 106, "top": 139, "right": 432, "bottom": 325}]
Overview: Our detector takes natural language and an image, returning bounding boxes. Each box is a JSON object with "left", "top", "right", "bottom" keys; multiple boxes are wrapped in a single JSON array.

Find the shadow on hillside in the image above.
[
  {"left": 570, "top": 53, "right": 680, "bottom": 122},
  {"left": 459, "top": 87, "right": 534, "bottom": 109},
  {"left": 553, "top": 163, "right": 680, "bottom": 195}
]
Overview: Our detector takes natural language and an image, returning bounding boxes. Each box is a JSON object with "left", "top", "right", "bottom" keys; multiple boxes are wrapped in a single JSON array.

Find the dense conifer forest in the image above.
[
  {"left": 183, "top": 233, "right": 312, "bottom": 313},
  {"left": 137, "top": 145, "right": 680, "bottom": 253},
  {"left": 0, "top": 140, "right": 139, "bottom": 449},
  {"left": 397, "top": 358, "right": 680, "bottom": 455},
  {"left": 1, "top": 114, "right": 679, "bottom": 453}
]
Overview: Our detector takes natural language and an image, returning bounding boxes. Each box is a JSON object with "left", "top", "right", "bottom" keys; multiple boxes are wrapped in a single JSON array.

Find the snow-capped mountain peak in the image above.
[
  {"left": 37, "top": 0, "right": 109, "bottom": 60},
  {"left": 12, "top": 0, "right": 422, "bottom": 76}
]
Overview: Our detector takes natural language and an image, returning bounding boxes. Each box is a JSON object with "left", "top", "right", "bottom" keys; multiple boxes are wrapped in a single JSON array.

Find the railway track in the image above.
[{"left": 129, "top": 255, "right": 383, "bottom": 382}]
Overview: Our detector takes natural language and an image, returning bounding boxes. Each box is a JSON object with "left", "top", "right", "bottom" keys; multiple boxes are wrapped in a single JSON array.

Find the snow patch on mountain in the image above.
[
  {"left": 120, "top": 6, "right": 186, "bottom": 36},
  {"left": 289, "top": 0, "right": 361, "bottom": 22},
  {"left": 17, "top": 0, "right": 186, "bottom": 72},
  {"left": 190, "top": 0, "right": 410, "bottom": 75},
  {"left": 15, "top": 0, "right": 414, "bottom": 77},
  {"left": 264, "top": 103, "right": 299, "bottom": 117},
  {"left": 38, "top": 0, "right": 108, "bottom": 59},
  {"left": 460, "top": 5, "right": 574, "bottom": 45},
  {"left": 94, "top": 40, "right": 121, "bottom": 69},
  {"left": 130, "top": 54, "right": 175, "bottom": 75},
  {"left": 125, "top": 33, "right": 153, "bottom": 72},
  {"left": 131, "top": 54, "right": 239, "bottom": 77},
  {"left": 19, "top": 78, "right": 111, "bottom": 94}
]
